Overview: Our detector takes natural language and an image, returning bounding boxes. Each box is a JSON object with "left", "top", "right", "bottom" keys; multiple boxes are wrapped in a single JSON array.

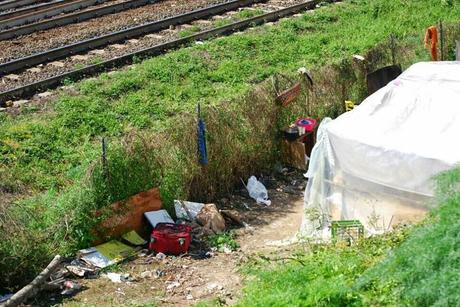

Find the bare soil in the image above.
[{"left": 47, "top": 171, "right": 306, "bottom": 306}]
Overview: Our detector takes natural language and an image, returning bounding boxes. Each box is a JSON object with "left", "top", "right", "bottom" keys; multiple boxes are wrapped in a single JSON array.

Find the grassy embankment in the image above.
[
  {"left": 237, "top": 168, "right": 460, "bottom": 306},
  {"left": 0, "top": 0, "right": 459, "bottom": 288}
]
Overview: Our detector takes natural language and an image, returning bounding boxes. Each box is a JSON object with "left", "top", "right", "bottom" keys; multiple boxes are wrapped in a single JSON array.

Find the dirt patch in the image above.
[{"left": 41, "top": 170, "right": 306, "bottom": 306}]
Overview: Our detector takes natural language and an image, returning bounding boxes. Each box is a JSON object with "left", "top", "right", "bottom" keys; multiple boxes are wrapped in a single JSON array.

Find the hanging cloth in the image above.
[
  {"left": 197, "top": 104, "right": 208, "bottom": 166},
  {"left": 424, "top": 26, "right": 438, "bottom": 61}
]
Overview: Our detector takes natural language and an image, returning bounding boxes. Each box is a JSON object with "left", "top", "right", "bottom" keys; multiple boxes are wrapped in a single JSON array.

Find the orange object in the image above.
[
  {"left": 92, "top": 187, "right": 162, "bottom": 245},
  {"left": 424, "top": 26, "right": 438, "bottom": 61}
]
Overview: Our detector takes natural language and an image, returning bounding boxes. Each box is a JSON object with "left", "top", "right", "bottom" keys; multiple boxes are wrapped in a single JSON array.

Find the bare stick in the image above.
[{"left": 4, "top": 255, "right": 62, "bottom": 307}]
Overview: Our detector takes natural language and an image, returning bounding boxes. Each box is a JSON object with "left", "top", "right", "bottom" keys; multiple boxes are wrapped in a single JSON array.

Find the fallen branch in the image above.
[
  {"left": 259, "top": 255, "right": 306, "bottom": 266},
  {"left": 4, "top": 255, "right": 62, "bottom": 307}
]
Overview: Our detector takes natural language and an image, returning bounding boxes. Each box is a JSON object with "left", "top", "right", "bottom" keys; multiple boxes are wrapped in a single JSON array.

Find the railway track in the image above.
[
  {"left": 0, "top": 0, "right": 261, "bottom": 74},
  {"left": 0, "top": 0, "right": 156, "bottom": 40},
  {"left": 0, "top": 0, "right": 108, "bottom": 30},
  {"left": 0, "top": 0, "right": 67, "bottom": 21},
  {"left": 0, "top": 0, "right": 321, "bottom": 105},
  {"left": 0, "top": 0, "right": 48, "bottom": 12}
]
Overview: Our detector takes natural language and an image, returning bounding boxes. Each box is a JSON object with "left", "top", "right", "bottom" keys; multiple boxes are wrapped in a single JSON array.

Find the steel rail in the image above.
[
  {"left": 0, "top": 0, "right": 106, "bottom": 30},
  {"left": 0, "top": 0, "right": 155, "bottom": 40},
  {"left": 0, "top": 0, "right": 319, "bottom": 103},
  {"left": 0, "top": 0, "right": 64, "bottom": 21},
  {"left": 0, "top": 0, "right": 263, "bottom": 75},
  {"left": 0, "top": 0, "right": 47, "bottom": 12}
]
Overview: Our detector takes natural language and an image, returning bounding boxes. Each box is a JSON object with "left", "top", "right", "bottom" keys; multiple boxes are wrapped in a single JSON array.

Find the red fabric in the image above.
[
  {"left": 149, "top": 223, "right": 192, "bottom": 255},
  {"left": 424, "top": 26, "right": 438, "bottom": 61}
]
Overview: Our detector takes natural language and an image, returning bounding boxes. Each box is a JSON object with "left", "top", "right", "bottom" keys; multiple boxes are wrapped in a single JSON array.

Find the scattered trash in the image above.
[
  {"left": 166, "top": 281, "right": 180, "bottom": 290},
  {"left": 144, "top": 209, "right": 174, "bottom": 228},
  {"left": 122, "top": 230, "right": 147, "bottom": 246},
  {"left": 93, "top": 187, "right": 162, "bottom": 245},
  {"left": 104, "top": 273, "right": 134, "bottom": 283},
  {"left": 3, "top": 255, "right": 62, "bottom": 307},
  {"left": 186, "top": 293, "right": 194, "bottom": 300},
  {"left": 156, "top": 252, "right": 166, "bottom": 260},
  {"left": 61, "top": 281, "right": 82, "bottom": 296},
  {"left": 155, "top": 269, "right": 165, "bottom": 278},
  {"left": 246, "top": 176, "right": 271, "bottom": 206},
  {"left": 196, "top": 204, "right": 226, "bottom": 234},
  {"left": 140, "top": 271, "right": 153, "bottom": 279},
  {"left": 65, "top": 259, "right": 97, "bottom": 278},
  {"left": 78, "top": 240, "right": 135, "bottom": 269},
  {"left": 174, "top": 200, "right": 205, "bottom": 221},
  {"left": 221, "top": 210, "right": 249, "bottom": 228},
  {"left": 149, "top": 223, "right": 192, "bottom": 255}
]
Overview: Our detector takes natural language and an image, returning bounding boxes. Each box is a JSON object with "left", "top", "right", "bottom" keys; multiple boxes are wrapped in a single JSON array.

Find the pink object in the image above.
[{"left": 295, "top": 118, "right": 317, "bottom": 132}]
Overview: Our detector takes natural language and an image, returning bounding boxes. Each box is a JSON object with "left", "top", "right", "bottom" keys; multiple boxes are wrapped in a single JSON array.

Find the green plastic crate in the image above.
[{"left": 331, "top": 220, "right": 364, "bottom": 245}]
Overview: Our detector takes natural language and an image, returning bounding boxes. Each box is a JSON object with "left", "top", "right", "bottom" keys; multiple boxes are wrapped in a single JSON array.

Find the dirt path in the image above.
[{"left": 57, "top": 173, "right": 305, "bottom": 306}]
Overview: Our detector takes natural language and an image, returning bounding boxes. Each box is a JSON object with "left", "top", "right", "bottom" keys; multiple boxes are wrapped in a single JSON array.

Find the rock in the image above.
[
  {"left": 71, "top": 55, "right": 89, "bottom": 61},
  {"left": 89, "top": 49, "right": 105, "bottom": 55},
  {"left": 196, "top": 204, "right": 226, "bottom": 234},
  {"left": 109, "top": 44, "right": 126, "bottom": 50},
  {"left": 145, "top": 34, "right": 163, "bottom": 39},
  {"left": 4, "top": 74, "right": 20, "bottom": 81},
  {"left": 27, "top": 67, "right": 42, "bottom": 73},
  {"left": 0, "top": 107, "right": 6, "bottom": 112},
  {"left": 37, "top": 91, "right": 52, "bottom": 98},
  {"left": 186, "top": 293, "right": 194, "bottom": 300},
  {"left": 48, "top": 61, "right": 65, "bottom": 68},
  {"left": 127, "top": 39, "right": 139, "bottom": 44},
  {"left": 13, "top": 100, "right": 28, "bottom": 107}
]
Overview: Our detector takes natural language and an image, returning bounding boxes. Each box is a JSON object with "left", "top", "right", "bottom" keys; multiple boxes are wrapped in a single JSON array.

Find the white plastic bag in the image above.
[{"left": 246, "top": 176, "right": 271, "bottom": 206}]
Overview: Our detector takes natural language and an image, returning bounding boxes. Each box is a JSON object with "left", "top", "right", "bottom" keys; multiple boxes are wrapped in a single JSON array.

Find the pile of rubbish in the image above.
[{"left": 1, "top": 176, "right": 271, "bottom": 306}]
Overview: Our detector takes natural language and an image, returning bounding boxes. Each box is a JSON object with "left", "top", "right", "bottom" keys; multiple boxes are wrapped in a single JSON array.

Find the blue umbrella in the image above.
[{"left": 197, "top": 104, "right": 208, "bottom": 165}]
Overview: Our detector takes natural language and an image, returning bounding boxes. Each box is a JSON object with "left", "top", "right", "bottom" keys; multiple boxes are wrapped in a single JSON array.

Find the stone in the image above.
[
  {"left": 13, "top": 100, "right": 28, "bottom": 107},
  {"left": 196, "top": 204, "right": 226, "bottom": 234},
  {"left": 37, "top": 91, "right": 52, "bottom": 98},
  {"left": 145, "top": 34, "right": 163, "bottom": 39},
  {"left": 71, "top": 55, "right": 89, "bottom": 61},
  {"left": 48, "top": 61, "right": 65, "bottom": 68},
  {"left": 194, "top": 20, "right": 211, "bottom": 25},
  {"left": 0, "top": 107, "right": 6, "bottom": 112},
  {"left": 127, "top": 39, "right": 139, "bottom": 44},
  {"left": 27, "top": 67, "right": 42, "bottom": 73},
  {"left": 109, "top": 44, "right": 126, "bottom": 50},
  {"left": 89, "top": 49, "right": 105, "bottom": 55},
  {"left": 4, "top": 74, "right": 20, "bottom": 81}
]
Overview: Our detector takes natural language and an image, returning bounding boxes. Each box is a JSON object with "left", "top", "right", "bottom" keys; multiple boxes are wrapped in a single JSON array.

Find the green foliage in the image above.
[
  {"left": 207, "top": 232, "right": 239, "bottom": 252},
  {"left": 238, "top": 168, "right": 460, "bottom": 306},
  {"left": 178, "top": 25, "right": 202, "bottom": 38},
  {"left": 238, "top": 229, "right": 409, "bottom": 306},
  {"left": 357, "top": 168, "right": 460, "bottom": 306},
  {"left": 1, "top": 0, "right": 459, "bottom": 289}
]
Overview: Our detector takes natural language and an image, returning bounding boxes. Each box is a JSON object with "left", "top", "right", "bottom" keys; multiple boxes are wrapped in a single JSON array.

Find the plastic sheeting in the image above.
[{"left": 302, "top": 62, "right": 460, "bottom": 237}]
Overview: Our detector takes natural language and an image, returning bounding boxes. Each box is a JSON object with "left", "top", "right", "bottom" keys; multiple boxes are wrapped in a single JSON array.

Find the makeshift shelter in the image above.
[{"left": 302, "top": 62, "right": 460, "bottom": 238}]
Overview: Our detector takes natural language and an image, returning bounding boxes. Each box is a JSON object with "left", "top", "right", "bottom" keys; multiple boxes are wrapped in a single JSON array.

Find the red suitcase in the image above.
[{"left": 149, "top": 223, "right": 192, "bottom": 255}]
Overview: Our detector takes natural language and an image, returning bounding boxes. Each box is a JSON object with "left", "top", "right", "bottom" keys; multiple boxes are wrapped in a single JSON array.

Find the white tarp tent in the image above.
[{"left": 302, "top": 61, "right": 460, "bottom": 238}]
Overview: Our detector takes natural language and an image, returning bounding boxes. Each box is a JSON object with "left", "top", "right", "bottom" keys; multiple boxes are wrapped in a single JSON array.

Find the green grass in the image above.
[
  {"left": 0, "top": 0, "right": 459, "bottom": 289},
  {"left": 237, "top": 168, "right": 460, "bottom": 306},
  {"left": 357, "top": 168, "right": 460, "bottom": 306}
]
